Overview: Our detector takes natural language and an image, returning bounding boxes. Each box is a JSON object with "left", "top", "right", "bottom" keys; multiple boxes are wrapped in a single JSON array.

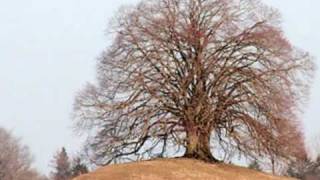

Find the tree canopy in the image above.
[{"left": 74, "top": 0, "right": 314, "bottom": 165}]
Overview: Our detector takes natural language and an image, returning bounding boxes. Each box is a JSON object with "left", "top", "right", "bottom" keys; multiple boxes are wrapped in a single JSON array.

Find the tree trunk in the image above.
[{"left": 183, "top": 127, "right": 219, "bottom": 162}]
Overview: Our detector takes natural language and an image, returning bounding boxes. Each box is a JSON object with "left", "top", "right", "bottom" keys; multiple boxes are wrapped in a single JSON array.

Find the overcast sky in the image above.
[{"left": 0, "top": 0, "right": 319, "bottom": 175}]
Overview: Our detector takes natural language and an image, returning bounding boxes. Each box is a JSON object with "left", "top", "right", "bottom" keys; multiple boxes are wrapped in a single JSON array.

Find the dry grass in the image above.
[{"left": 74, "top": 158, "right": 296, "bottom": 180}]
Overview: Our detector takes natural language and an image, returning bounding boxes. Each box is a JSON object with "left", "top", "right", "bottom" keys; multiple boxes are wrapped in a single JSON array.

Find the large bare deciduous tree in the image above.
[{"left": 74, "top": 0, "right": 314, "bottom": 165}]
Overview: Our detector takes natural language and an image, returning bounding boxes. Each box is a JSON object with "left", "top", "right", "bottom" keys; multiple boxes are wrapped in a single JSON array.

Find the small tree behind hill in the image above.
[
  {"left": 71, "top": 157, "right": 89, "bottom": 178},
  {"left": 286, "top": 157, "right": 320, "bottom": 179},
  {"left": 286, "top": 138, "right": 320, "bottom": 179},
  {"left": 248, "top": 160, "right": 261, "bottom": 171},
  {"left": 74, "top": 0, "right": 314, "bottom": 165},
  {"left": 51, "top": 147, "right": 72, "bottom": 180}
]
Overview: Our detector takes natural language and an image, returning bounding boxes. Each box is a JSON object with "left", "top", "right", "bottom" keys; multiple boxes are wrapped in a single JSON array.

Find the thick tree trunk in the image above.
[{"left": 183, "top": 127, "right": 219, "bottom": 162}]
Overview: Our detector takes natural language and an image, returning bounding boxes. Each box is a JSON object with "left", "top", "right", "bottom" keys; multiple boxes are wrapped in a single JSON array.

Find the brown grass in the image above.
[{"left": 74, "top": 158, "right": 296, "bottom": 180}]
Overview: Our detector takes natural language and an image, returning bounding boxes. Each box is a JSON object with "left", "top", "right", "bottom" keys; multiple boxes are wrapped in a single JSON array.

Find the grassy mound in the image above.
[{"left": 74, "top": 158, "right": 295, "bottom": 180}]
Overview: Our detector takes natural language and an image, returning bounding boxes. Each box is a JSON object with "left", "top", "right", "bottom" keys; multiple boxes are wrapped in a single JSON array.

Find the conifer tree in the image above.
[
  {"left": 51, "top": 147, "right": 72, "bottom": 180},
  {"left": 71, "top": 157, "right": 88, "bottom": 178}
]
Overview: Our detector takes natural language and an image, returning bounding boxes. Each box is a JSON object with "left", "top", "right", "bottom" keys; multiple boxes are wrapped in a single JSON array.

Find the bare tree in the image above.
[
  {"left": 0, "top": 127, "right": 45, "bottom": 180},
  {"left": 286, "top": 156, "right": 320, "bottom": 180},
  {"left": 74, "top": 0, "right": 314, "bottom": 165},
  {"left": 285, "top": 136, "right": 320, "bottom": 179}
]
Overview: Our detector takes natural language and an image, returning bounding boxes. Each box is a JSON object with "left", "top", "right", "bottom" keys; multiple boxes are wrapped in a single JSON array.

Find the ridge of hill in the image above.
[{"left": 74, "top": 158, "right": 296, "bottom": 180}]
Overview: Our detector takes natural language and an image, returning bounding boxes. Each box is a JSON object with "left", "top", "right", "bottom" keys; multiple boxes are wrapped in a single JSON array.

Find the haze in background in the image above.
[{"left": 0, "top": 0, "right": 319, "bottom": 174}]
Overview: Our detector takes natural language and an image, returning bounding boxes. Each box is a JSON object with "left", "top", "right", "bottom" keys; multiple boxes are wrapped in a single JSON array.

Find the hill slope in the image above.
[{"left": 74, "top": 158, "right": 296, "bottom": 180}]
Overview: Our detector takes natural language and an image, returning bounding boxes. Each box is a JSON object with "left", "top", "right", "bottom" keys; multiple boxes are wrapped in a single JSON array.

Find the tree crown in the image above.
[{"left": 74, "top": 0, "right": 314, "bottom": 165}]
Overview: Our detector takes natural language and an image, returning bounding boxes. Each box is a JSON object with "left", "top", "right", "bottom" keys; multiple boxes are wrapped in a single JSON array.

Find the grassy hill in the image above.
[{"left": 74, "top": 158, "right": 296, "bottom": 180}]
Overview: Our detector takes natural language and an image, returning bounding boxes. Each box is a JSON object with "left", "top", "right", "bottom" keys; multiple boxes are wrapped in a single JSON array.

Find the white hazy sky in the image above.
[{"left": 0, "top": 0, "right": 319, "bottom": 175}]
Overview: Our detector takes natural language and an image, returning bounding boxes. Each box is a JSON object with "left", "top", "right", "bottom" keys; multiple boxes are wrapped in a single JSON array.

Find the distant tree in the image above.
[
  {"left": 284, "top": 135, "right": 320, "bottom": 179},
  {"left": 248, "top": 160, "right": 261, "bottom": 171},
  {"left": 74, "top": 0, "right": 314, "bottom": 165},
  {"left": 286, "top": 155, "right": 320, "bottom": 179},
  {"left": 286, "top": 158, "right": 318, "bottom": 179},
  {"left": 51, "top": 147, "right": 72, "bottom": 180},
  {"left": 71, "top": 157, "right": 89, "bottom": 178},
  {"left": 0, "top": 127, "right": 45, "bottom": 180}
]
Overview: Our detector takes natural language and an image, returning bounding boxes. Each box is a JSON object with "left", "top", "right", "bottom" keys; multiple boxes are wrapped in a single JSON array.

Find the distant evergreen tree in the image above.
[
  {"left": 248, "top": 160, "right": 261, "bottom": 171},
  {"left": 51, "top": 147, "right": 72, "bottom": 180},
  {"left": 71, "top": 157, "right": 89, "bottom": 178}
]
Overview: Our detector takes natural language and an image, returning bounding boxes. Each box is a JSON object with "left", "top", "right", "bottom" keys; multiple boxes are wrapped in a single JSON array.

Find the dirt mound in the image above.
[{"left": 74, "top": 158, "right": 296, "bottom": 180}]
